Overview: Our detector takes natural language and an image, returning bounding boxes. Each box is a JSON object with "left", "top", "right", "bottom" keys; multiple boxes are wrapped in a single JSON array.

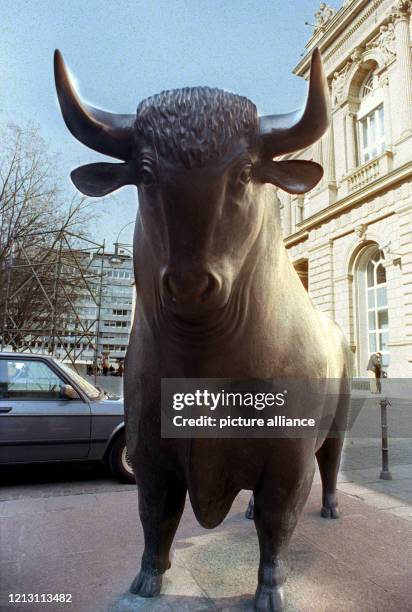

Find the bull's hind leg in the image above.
[
  {"left": 316, "top": 375, "right": 350, "bottom": 519},
  {"left": 316, "top": 434, "right": 344, "bottom": 519},
  {"left": 130, "top": 476, "right": 186, "bottom": 597},
  {"left": 253, "top": 464, "right": 314, "bottom": 612}
]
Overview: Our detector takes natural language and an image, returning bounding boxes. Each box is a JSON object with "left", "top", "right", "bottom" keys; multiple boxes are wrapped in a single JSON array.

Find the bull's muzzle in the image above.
[{"left": 161, "top": 268, "right": 222, "bottom": 310}]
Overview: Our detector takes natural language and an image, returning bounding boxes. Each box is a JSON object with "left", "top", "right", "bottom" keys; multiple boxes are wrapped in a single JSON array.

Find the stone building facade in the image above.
[{"left": 279, "top": 0, "right": 412, "bottom": 376}]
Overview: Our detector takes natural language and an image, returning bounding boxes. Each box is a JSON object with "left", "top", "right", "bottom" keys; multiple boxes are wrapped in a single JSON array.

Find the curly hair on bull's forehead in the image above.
[{"left": 134, "top": 87, "right": 258, "bottom": 168}]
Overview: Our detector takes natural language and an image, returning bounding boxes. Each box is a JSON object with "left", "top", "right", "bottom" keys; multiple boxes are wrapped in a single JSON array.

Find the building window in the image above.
[
  {"left": 359, "top": 104, "right": 385, "bottom": 164},
  {"left": 360, "top": 72, "right": 378, "bottom": 99},
  {"left": 354, "top": 244, "right": 390, "bottom": 374},
  {"left": 112, "top": 309, "right": 128, "bottom": 316},
  {"left": 366, "top": 249, "right": 389, "bottom": 367},
  {"left": 356, "top": 69, "right": 385, "bottom": 165}
]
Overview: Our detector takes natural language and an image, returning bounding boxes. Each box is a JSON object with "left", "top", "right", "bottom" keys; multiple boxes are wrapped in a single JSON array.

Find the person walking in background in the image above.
[{"left": 367, "top": 351, "right": 382, "bottom": 393}]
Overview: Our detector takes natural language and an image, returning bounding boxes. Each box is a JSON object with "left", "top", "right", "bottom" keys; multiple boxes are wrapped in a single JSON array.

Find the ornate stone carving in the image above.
[
  {"left": 366, "top": 23, "right": 396, "bottom": 63},
  {"left": 381, "top": 240, "right": 402, "bottom": 266},
  {"left": 390, "top": 0, "right": 411, "bottom": 21},
  {"left": 350, "top": 46, "right": 364, "bottom": 66},
  {"left": 354, "top": 223, "right": 368, "bottom": 241},
  {"left": 331, "top": 67, "right": 348, "bottom": 106},
  {"left": 314, "top": 2, "right": 336, "bottom": 32},
  {"left": 378, "top": 73, "right": 390, "bottom": 87}
]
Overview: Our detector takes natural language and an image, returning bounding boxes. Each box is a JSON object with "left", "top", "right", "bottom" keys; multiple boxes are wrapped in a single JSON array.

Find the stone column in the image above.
[
  {"left": 380, "top": 74, "right": 393, "bottom": 147},
  {"left": 295, "top": 196, "right": 304, "bottom": 225},
  {"left": 313, "top": 139, "right": 323, "bottom": 165},
  {"left": 290, "top": 197, "right": 304, "bottom": 232},
  {"left": 345, "top": 110, "right": 357, "bottom": 171},
  {"left": 290, "top": 197, "right": 297, "bottom": 233},
  {"left": 283, "top": 193, "right": 292, "bottom": 236},
  {"left": 308, "top": 240, "right": 335, "bottom": 317},
  {"left": 392, "top": 1, "right": 412, "bottom": 136},
  {"left": 322, "top": 123, "right": 336, "bottom": 183}
]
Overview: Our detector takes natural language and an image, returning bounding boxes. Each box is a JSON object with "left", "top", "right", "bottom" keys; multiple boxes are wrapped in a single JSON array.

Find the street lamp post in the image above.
[{"left": 113, "top": 220, "right": 135, "bottom": 256}]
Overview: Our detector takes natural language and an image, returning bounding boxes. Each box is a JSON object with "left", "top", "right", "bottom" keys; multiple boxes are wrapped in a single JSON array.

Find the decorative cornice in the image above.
[
  {"left": 284, "top": 159, "right": 412, "bottom": 244},
  {"left": 284, "top": 231, "right": 309, "bottom": 248},
  {"left": 295, "top": 0, "right": 389, "bottom": 78}
]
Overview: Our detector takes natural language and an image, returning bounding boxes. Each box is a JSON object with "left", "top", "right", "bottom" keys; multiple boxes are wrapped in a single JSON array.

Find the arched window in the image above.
[
  {"left": 357, "top": 70, "right": 385, "bottom": 164},
  {"left": 355, "top": 245, "right": 390, "bottom": 372},
  {"left": 366, "top": 249, "right": 389, "bottom": 367},
  {"left": 360, "top": 72, "right": 377, "bottom": 98}
]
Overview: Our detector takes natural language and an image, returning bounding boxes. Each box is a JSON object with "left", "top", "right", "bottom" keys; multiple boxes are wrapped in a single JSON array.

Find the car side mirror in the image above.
[{"left": 61, "top": 384, "right": 79, "bottom": 400}]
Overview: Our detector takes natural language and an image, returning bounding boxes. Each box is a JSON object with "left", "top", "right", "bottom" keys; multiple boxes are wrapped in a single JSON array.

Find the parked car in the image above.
[{"left": 0, "top": 352, "right": 134, "bottom": 483}]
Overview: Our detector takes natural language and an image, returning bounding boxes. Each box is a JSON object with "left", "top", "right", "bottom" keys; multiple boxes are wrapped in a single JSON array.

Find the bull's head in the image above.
[{"left": 55, "top": 49, "right": 329, "bottom": 316}]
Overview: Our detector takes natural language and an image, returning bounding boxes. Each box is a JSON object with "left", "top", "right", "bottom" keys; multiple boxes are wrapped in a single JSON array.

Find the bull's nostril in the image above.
[
  {"left": 164, "top": 274, "right": 178, "bottom": 302},
  {"left": 163, "top": 271, "right": 218, "bottom": 305},
  {"left": 197, "top": 274, "right": 212, "bottom": 299}
]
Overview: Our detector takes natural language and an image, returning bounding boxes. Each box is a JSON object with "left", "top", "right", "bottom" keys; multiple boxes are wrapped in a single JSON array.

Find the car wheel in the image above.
[{"left": 108, "top": 433, "right": 135, "bottom": 484}]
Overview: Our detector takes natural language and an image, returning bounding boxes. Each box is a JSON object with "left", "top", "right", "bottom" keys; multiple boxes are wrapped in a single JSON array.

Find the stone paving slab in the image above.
[
  {"left": 335, "top": 462, "right": 412, "bottom": 521},
  {"left": 340, "top": 463, "right": 412, "bottom": 482},
  {"left": 1, "top": 480, "right": 411, "bottom": 612}
]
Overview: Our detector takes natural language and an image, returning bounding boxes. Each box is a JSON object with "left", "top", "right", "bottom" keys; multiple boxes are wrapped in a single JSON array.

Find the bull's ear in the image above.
[
  {"left": 71, "top": 162, "right": 135, "bottom": 197},
  {"left": 259, "top": 160, "right": 323, "bottom": 195}
]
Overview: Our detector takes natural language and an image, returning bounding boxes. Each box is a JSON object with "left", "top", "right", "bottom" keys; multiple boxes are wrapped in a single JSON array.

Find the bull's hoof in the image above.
[
  {"left": 321, "top": 493, "right": 339, "bottom": 519},
  {"left": 130, "top": 570, "right": 163, "bottom": 597},
  {"left": 254, "top": 585, "right": 285, "bottom": 611},
  {"left": 245, "top": 496, "right": 254, "bottom": 520},
  {"left": 320, "top": 504, "right": 339, "bottom": 519}
]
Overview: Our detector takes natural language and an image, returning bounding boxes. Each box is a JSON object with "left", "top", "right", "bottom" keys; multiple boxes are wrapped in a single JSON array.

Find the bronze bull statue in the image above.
[{"left": 54, "top": 48, "right": 351, "bottom": 611}]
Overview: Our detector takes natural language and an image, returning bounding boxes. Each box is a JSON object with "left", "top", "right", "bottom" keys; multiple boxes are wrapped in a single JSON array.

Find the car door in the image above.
[{"left": 0, "top": 356, "right": 91, "bottom": 463}]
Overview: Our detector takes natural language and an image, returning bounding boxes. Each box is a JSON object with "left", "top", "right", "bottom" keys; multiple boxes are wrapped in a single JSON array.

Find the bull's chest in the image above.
[{"left": 182, "top": 438, "right": 265, "bottom": 527}]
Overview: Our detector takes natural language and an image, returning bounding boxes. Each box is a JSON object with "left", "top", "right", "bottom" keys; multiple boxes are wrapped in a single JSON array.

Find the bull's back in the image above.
[{"left": 318, "top": 311, "right": 352, "bottom": 379}]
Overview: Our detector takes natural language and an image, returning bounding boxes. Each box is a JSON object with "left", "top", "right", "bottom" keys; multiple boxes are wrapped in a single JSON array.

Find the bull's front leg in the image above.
[
  {"left": 253, "top": 463, "right": 314, "bottom": 612},
  {"left": 130, "top": 469, "right": 186, "bottom": 598}
]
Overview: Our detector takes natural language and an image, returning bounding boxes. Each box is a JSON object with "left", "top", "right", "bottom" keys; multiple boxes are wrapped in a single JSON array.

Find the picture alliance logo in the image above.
[{"left": 172, "top": 389, "right": 288, "bottom": 411}]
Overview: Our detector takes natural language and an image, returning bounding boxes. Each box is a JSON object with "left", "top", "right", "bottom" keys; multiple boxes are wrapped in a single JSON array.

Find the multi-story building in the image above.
[
  {"left": 279, "top": 0, "right": 412, "bottom": 376},
  {"left": 78, "top": 244, "right": 134, "bottom": 365}
]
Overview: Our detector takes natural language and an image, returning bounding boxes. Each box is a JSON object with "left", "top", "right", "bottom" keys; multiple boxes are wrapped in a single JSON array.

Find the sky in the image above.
[{"left": 1, "top": 0, "right": 342, "bottom": 249}]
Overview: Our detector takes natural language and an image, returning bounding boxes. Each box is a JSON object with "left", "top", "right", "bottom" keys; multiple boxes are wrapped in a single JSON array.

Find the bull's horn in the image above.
[
  {"left": 54, "top": 50, "right": 135, "bottom": 161},
  {"left": 259, "top": 48, "right": 330, "bottom": 158}
]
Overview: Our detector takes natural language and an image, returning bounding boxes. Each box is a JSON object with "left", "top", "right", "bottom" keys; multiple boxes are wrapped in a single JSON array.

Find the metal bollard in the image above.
[{"left": 379, "top": 398, "right": 392, "bottom": 480}]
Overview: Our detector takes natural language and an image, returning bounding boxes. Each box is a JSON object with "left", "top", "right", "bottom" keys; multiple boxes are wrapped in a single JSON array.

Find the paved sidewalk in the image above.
[
  {"left": 336, "top": 463, "right": 412, "bottom": 521},
  {"left": 1, "top": 463, "right": 411, "bottom": 612}
]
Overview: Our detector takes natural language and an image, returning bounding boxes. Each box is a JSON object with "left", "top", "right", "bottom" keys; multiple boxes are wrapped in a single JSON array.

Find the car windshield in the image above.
[{"left": 53, "top": 359, "right": 101, "bottom": 400}]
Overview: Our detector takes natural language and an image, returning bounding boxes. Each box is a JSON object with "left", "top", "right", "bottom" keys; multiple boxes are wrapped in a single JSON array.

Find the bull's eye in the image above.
[
  {"left": 238, "top": 165, "right": 252, "bottom": 186},
  {"left": 139, "top": 167, "right": 156, "bottom": 187}
]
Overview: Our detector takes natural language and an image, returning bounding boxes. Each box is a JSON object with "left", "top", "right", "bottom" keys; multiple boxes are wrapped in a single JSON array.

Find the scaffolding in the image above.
[{"left": 0, "top": 229, "right": 105, "bottom": 373}]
